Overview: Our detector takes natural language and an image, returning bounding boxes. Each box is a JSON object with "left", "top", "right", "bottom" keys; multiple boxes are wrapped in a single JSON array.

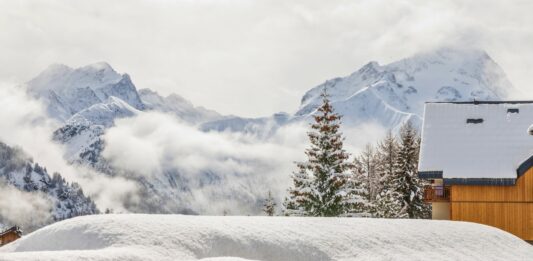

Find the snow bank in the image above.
[{"left": 0, "top": 215, "right": 531, "bottom": 260}]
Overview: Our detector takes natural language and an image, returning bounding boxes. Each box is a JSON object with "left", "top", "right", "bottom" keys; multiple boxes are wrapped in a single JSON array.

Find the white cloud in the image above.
[
  {"left": 0, "top": 182, "right": 52, "bottom": 231},
  {"left": 0, "top": 84, "right": 139, "bottom": 213},
  {"left": 102, "top": 111, "right": 385, "bottom": 214},
  {"left": 0, "top": 0, "right": 532, "bottom": 117}
]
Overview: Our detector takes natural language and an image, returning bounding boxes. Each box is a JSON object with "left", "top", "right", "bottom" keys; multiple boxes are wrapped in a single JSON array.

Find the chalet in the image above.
[
  {"left": 0, "top": 226, "right": 22, "bottom": 246},
  {"left": 418, "top": 101, "right": 533, "bottom": 240}
]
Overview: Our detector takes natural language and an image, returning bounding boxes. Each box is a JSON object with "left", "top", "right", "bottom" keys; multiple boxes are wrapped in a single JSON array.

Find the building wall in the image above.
[
  {"left": 450, "top": 168, "right": 533, "bottom": 240},
  {"left": 0, "top": 232, "right": 20, "bottom": 246},
  {"left": 431, "top": 202, "right": 450, "bottom": 220}
]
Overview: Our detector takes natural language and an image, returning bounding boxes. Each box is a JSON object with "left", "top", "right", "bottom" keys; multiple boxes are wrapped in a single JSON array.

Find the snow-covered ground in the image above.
[{"left": 0, "top": 215, "right": 531, "bottom": 261}]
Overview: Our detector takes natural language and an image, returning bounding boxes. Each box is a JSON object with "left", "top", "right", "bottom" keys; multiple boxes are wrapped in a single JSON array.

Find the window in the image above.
[{"left": 466, "top": 118, "right": 483, "bottom": 124}]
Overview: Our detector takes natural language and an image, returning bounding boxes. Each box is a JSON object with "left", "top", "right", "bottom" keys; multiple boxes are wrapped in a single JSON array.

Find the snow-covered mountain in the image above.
[
  {"left": 26, "top": 62, "right": 224, "bottom": 166},
  {"left": 295, "top": 47, "right": 512, "bottom": 125},
  {"left": 207, "top": 47, "right": 514, "bottom": 133},
  {"left": 0, "top": 142, "right": 98, "bottom": 232},
  {"left": 25, "top": 62, "right": 144, "bottom": 121},
  {"left": 18, "top": 62, "right": 233, "bottom": 216},
  {"left": 25, "top": 62, "right": 223, "bottom": 126},
  {"left": 31, "top": 47, "right": 514, "bottom": 142},
  {"left": 11, "top": 47, "right": 516, "bottom": 217},
  {"left": 53, "top": 96, "right": 140, "bottom": 166}
]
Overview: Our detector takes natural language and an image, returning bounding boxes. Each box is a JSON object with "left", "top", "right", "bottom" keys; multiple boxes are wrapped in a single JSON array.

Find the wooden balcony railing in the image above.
[{"left": 423, "top": 185, "right": 450, "bottom": 202}]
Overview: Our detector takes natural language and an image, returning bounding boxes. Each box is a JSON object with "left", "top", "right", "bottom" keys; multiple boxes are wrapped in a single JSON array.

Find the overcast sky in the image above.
[{"left": 1, "top": 0, "right": 533, "bottom": 117}]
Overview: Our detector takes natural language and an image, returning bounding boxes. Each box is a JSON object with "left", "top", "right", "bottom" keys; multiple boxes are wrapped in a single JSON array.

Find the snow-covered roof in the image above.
[{"left": 419, "top": 101, "right": 533, "bottom": 184}]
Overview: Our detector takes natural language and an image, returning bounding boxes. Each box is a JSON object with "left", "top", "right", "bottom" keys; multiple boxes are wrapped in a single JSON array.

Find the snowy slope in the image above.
[
  {"left": 1, "top": 215, "right": 531, "bottom": 261},
  {"left": 0, "top": 142, "right": 98, "bottom": 231},
  {"left": 67, "top": 96, "right": 140, "bottom": 127},
  {"left": 52, "top": 97, "right": 140, "bottom": 165}
]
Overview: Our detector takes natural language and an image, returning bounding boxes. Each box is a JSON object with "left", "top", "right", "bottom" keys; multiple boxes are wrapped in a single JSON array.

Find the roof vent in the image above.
[
  {"left": 466, "top": 118, "right": 483, "bottom": 124},
  {"left": 507, "top": 108, "right": 519, "bottom": 113}
]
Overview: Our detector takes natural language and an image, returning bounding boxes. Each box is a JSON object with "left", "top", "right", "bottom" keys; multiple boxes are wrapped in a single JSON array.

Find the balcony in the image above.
[{"left": 423, "top": 185, "right": 450, "bottom": 202}]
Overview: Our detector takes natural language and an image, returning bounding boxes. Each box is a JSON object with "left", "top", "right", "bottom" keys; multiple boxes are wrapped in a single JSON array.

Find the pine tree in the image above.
[
  {"left": 374, "top": 130, "right": 404, "bottom": 218},
  {"left": 347, "top": 157, "right": 372, "bottom": 216},
  {"left": 376, "top": 131, "right": 399, "bottom": 190},
  {"left": 284, "top": 88, "right": 353, "bottom": 217},
  {"left": 358, "top": 144, "right": 379, "bottom": 200},
  {"left": 263, "top": 191, "right": 276, "bottom": 216},
  {"left": 395, "top": 122, "right": 431, "bottom": 218},
  {"left": 374, "top": 172, "right": 405, "bottom": 218},
  {"left": 283, "top": 162, "right": 314, "bottom": 216}
]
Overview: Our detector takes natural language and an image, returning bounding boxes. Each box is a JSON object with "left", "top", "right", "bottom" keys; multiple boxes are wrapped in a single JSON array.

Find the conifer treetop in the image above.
[{"left": 285, "top": 87, "right": 356, "bottom": 217}]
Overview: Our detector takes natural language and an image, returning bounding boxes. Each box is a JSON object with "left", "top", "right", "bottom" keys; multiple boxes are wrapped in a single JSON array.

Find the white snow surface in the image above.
[
  {"left": 0, "top": 214, "right": 531, "bottom": 261},
  {"left": 66, "top": 96, "right": 140, "bottom": 127},
  {"left": 419, "top": 102, "right": 533, "bottom": 179}
]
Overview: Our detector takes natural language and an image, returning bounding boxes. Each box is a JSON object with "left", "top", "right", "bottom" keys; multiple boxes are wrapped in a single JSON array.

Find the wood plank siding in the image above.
[
  {"left": 0, "top": 227, "right": 21, "bottom": 246},
  {"left": 450, "top": 167, "right": 533, "bottom": 240}
]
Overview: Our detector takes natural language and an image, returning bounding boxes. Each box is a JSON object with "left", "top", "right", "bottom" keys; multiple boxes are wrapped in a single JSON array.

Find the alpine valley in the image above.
[{"left": 0, "top": 47, "right": 516, "bottom": 230}]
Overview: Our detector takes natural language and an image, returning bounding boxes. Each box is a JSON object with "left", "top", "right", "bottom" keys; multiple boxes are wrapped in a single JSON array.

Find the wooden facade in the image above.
[
  {"left": 0, "top": 226, "right": 22, "bottom": 246},
  {"left": 449, "top": 167, "right": 533, "bottom": 240}
]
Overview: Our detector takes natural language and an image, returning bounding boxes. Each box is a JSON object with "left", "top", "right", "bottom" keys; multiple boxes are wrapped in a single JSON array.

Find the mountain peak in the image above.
[
  {"left": 26, "top": 62, "right": 141, "bottom": 121},
  {"left": 41, "top": 63, "right": 73, "bottom": 75},
  {"left": 80, "top": 62, "right": 116, "bottom": 73},
  {"left": 295, "top": 47, "right": 515, "bottom": 129},
  {"left": 355, "top": 61, "right": 381, "bottom": 76},
  {"left": 28, "top": 62, "right": 122, "bottom": 94},
  {"left": 426, "top": 46, "right": 487, "bottom": 57},
  {"left": 392, "top": 47, "right": 492, "bottom": 69},
  {"left": 37, "top": 62, "right": 118, "bottom": 80}
]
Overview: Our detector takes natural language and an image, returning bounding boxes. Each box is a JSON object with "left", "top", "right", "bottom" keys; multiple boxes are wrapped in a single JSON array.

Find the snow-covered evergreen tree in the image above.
[
  {"left": 373, "top": 122, "right": 430, "bottom": 218},
  {"left": 347, "top": 157, "right": 372, "bottom": 216},
  {"left": 263, "top": 191, "right": 276, "bottom": 216},
  {"left": 373, "top": 131, "right": 404, "bottom": 218},
  {"left": 374, "top": 174, "right": 405, "bottom": 218},
  {"left": 284, "top": 88, "right": 353, "bottom": 217},
  {"left": 395, "top": 122, "right": 430, "bottom": 218},
  {"left": 376, "top": 131, "right": 399, "bottom": 191},
  {"left": 283, "top": 162, "right": 314, "bottom": 216},
  {"left": 358, "top": 144, "right": 379, "bottom": 200}
]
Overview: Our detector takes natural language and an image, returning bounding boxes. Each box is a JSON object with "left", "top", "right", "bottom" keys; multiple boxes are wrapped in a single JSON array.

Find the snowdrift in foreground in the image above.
[{"left": 0, "top": 215, "right": 531, "bottom": 261}]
